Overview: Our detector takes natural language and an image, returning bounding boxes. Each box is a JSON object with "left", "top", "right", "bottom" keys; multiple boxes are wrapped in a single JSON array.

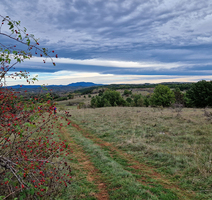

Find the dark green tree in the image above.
[
  {"left": 150, "top": 85, "right": 175, "bottom": 107},
  {"left": 126, "top": 97, "right": 133, "bottom": 104},
  {"left": 174, "top": 87, "right": 185, "bottom": 105},
  {"left": 186, "top": 80, "right": 212, "bottom": 107},
  {"left": 144, "top": 97, "right": 150, "bottom": 107},
  {"left": 123, "top": 89, "right": 132, "bottom": 96}
]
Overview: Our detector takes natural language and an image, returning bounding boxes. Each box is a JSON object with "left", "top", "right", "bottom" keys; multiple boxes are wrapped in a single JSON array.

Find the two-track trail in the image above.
[
  {"left": 60, "top": 119, "right": 197, "bottom": 200},
  {"left": 60, "top": 127, "right": 109, "bottom": 200}
]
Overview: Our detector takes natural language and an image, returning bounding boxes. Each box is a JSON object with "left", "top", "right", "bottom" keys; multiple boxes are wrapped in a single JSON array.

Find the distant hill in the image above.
[
  {"left": 67, "top": 82, "right": 102, "bottom": 87},
  {"left": 8, "top": 82, "right": 103, "bottom": 89}
]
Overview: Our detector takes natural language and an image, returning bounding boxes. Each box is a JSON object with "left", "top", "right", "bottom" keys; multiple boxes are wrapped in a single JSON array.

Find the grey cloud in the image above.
[{"left": 1, "top": 0, "right": 212, "bottom": 80}]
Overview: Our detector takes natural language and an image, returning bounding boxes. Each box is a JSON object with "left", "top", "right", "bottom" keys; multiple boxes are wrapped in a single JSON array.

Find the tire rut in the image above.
[
  {"left": 70, "top": 121, "right": 196, "bottom": 200},
  {"left": 60, "top": 127, "right": 109, "bottom": 200}
]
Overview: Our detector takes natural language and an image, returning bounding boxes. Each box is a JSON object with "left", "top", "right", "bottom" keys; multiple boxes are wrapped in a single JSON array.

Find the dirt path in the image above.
[
  {"left": 60, "top": 127, "right": 109, "bottom": 200},
  {"left": 70, "top": 121, "right": 195, "bottom": 200}
]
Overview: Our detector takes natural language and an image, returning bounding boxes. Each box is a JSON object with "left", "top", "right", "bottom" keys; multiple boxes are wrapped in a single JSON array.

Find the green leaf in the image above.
[
  {"left": 27, "top": 38, "right": 30, "bottom": 46},
  {"left": 29, "top": 188, "right": 34, "bottom": 195},
  {"left": 30, "top": 116, "right": 34, "bottom": 122},
  {"left": 24, "top": 122, "right": 30, "bottom": 127}
]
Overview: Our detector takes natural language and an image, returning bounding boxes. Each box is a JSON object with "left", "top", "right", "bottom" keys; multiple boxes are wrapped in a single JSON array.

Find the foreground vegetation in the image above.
[
  {"left": 57, "top": 103, "right": 212, "bottom": 199},
  {"left": 0, "top": 15, "right": 73, "bottom": 199}
]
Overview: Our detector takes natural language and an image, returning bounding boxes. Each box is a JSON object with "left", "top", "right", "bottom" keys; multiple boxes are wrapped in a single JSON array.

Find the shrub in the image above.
[
  {"left": 132, "top": 94, "right": 144, "bottom": 107},
  {"left": 68, "top": 93, "right": 74, "bottom": 99},
  {"left": 79, "top": 102, "right": 85, "bottom": 108},
  {"left": 126, "top": 97, "right": 133, "bottom": 104},
  {"left": 174, "top": 87, "right": 185, "bottom": 105},
  {"left": 150, "top": 85, "right": 175, "bottom": 107},
  {"left": 144, "top": 97, "right": 150, "bottom": 107},
  {"left": 123, "top": 89, "right": 132, "bottom": 96},
  {"left": 0, "top": 15, "right": 71, "bottom": 199},
  {"left": 0, "top": 89, "right": 72, "bottom": 199},
  {"left": 137, "top": 97, "right": 144, "bottom": 107}
]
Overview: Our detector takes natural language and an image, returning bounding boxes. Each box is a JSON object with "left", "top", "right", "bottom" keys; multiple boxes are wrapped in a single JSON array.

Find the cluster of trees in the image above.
[
  {"left": 91, "top": 81, "right": 212, "bottom": 108},
  {"left": 74, "top": 82, "right": 193, "bottom": 95},
  {"left": 90, "top": 85, "right": 175, "bottom": 108},
  {"left": 91, "top": 90, "right": 127, "bottom": 107}
]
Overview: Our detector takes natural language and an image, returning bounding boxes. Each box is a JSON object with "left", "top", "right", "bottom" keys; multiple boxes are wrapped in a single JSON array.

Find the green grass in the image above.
[
  {"left": 55, "top": 137, "right": 98, "bottom": 199},
  {"left": 65, "top": 124, "right": 179, "bottom": 200},
  {"left": 59, "top": 106, "right": 212, "bottom": 199}
]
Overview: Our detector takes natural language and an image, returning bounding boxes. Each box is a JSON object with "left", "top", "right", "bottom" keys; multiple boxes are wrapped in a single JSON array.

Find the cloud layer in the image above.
[{"left": 1, "top": 0, "right": 212, "bottom": 84}]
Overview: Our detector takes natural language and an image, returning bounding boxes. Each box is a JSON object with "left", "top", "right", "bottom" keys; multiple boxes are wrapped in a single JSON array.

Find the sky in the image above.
[{"left": 1, "top": 0, "right": 212, "bottom": 86}]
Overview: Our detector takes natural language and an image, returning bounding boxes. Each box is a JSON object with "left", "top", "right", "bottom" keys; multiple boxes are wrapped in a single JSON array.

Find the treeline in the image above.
[
  {"left": 91, "top": 80, "right": 212, "bottom": 108},
  {"left": 25, "top": 82, "right": 193, "bottom": 103},
  {"left": 75, "top": 82, "right": 193, "bottom": 95}
]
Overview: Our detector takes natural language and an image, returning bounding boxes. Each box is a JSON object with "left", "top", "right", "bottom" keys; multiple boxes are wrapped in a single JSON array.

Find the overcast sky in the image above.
[{"left": 1, "top": 0, "right": 212, "bottom": 85}]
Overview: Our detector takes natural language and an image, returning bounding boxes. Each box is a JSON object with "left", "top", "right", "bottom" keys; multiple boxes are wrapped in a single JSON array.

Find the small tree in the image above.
[
  {"left": 123, "top": 89, "right": 132, "bottom": 96},
  {"left": 137, "top": 97, "right": 144, "bottom": 107},
  {"left": 174, "top": 87, "right": 185, "bottom": 105},
  {"left": 132, "top": 94, "right": 144, "bottom": 107},
  {"left": 126, "top": 97, "right": 133, "bottom": 104},
  {"left": 144, "top": 97, "right": 150, "bottom": 107},
  {"left": 150, "top": 85, "right": 175, "bottom": 107}
]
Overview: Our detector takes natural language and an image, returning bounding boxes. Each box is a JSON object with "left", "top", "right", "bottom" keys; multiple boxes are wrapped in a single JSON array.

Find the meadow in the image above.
[{"left": 57, "top": 100, "right": 212, "bottom": 200}]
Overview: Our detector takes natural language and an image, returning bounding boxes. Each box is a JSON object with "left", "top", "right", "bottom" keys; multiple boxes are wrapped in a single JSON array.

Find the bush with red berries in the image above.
[{"left": 0, "top": 15, "right": 72, "bottom": 199}]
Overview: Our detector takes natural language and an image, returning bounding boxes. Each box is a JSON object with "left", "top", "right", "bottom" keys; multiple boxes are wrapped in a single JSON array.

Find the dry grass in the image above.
[{"left": 61, "top": 105, "right": 212, "bottom": 198}]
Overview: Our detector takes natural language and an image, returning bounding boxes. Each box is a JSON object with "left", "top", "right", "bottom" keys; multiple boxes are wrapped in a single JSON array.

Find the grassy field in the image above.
[{"left": 57, "top": 103, "right": 212, "bottom": 199}]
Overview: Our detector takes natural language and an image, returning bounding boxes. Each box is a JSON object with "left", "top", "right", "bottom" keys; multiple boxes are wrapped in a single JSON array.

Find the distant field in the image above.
[
  {"left": 57, "top": 104, "right": 212, "bottom": 199},
  {"left": 57, "top": 88, "right": 154, "bottom": 108}
]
